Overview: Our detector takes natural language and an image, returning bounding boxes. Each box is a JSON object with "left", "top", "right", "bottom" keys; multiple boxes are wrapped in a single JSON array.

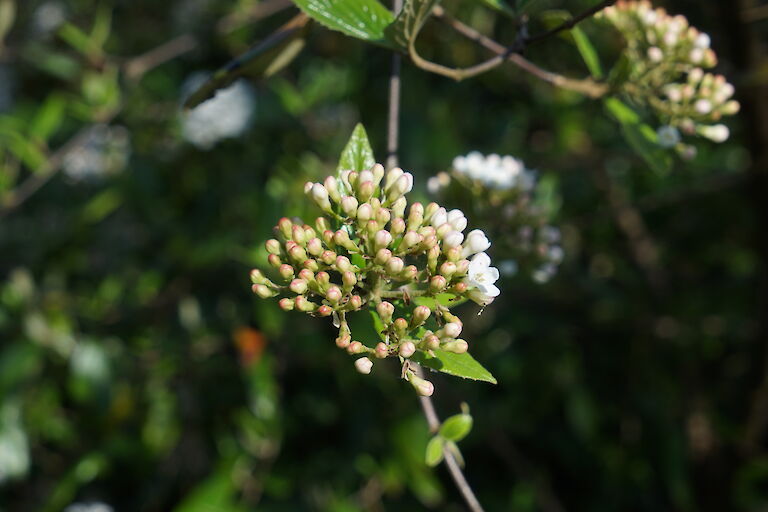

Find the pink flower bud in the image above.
[
  {"left": 408, "top": 202, "right": 424, "bottom": 227},
  {"left": 374, "top": 230, "right": 393, "bottom": 250},
  {"left": 452, "top": 281, "right": 468, "bottom": 294},
  {"left": 306, "top": 238, "right": 323, "bottom": 256},
  {"left": 336, "top": 334, "right": 351, "bottom": 348},
  {"left": 278, "top": 264, "right": 295, "bottom": 280},
  {"left": 385, "top": 257, "right": 404, "bottom": 274},
  {"left": 298, "top": 269, "right": 315, "bottom": 282},
  {"left": 408, "top": 372, "right": 434, "bottom": 397},
  {"left": 302, "top": 259, "right": 319, "bottom": 272},
  {"left": 289, "top": 279, "right": 308, "bottom": 295},
  {"left": 423, "top": 334, "right": 440, "bottom": 350},
  {"left": 315, "top": 271, "right": 330, "bottom": 287},
  {"left": 375, "top": 342, "right": 388, "bottom": 359},
  {"left": 399, "top": 341, "right": 416, "bottom": 358},
  {"left": 265, "top": 239, "right": 281, "bottom": 254},
  {"left": 291, "top": 225, "right": 306, "bottom": 245},
  {"left": 375, "top": 248, "right": 392, "bottom": 265},
  {"left": 440, "top": 261, "right": 457, "bottom": 277},
  {"left": 315, "top": 217, "right": 330, "bottom": 233},
  {"left": 326, "top": 285, "right": 342, "bottom": 303},
  {"left": 342, "top": 271, "right": 357, "bottom": 288},
  {"left": 445, "top": 246, "right": 462, "bottom": 262},
  {"left": 377, "top": 301, "right": 395, "bottom": 323},
  {"left": 376, "top": 208, "right": 391, "bottom": 226},
  {"left": 288, "top": 245, "right": 307, "bottom": 263},
  {"left": 357, "top": 181, "right": 375, "bottom": 202},
  {"left": 429, "top": 275, "right": 447, "bottom": 293},
  {"left": 390, "top": 217, "right": 406, "bottom": 236},
  {"left": 267, "top": 254, "right": 282, "bottom": 268},
  {"left": 252, "top": 284, "right": 275, "bottom": 298},
  {"left": 400, "top": 265, "right": 418, "bottom": 281},
  {"left": 394, "top": 317, "right": 408, "bottom": 333},
  {"left": 324, "top": 175, "right": 341, "bottom": 202},
  {"left": 316, "top": 305, "right": 333, "bottom": 317},
  {"left": 348, "top": 295, "right": 363, "bottom": 310},
  {"left": 322, "top": 230, "right": 335, "bottom": 247},
  {"left": 411, "top": 305, "right": 431, "bottom": 327},
  {"left": 442, "top": 339, "right": 468, "bottom": 354},
  {"left": 443, "top": 322, "right": 462, "bottom": 338},
  {"left": 401, "top": 231, "right": 422, "bottom": 250},
  {"left": 295, "top": 295, "right": 317, "bottom": 312},
  {"left": 320, "top": 250, "right": 336, "bottom": 265},
  {"left": 354, "top": 357, "right": 373, "bottom": 374},
  {"left": 341, "top": 196, "right": 359, "bottom": 217},
  {"left": 335, "top": 255, "right": 352, "bottom": 272},
  {"left": 250, "top": 268, "right": 266, "bottom": 284},
  {"left": 278, "top": 217, "right": 293, "bottom": 239},
  {"left": 384, "top": 167, "right": 404, "bottom": 190},
  {"left": 347, "top": 341, "right": 364, "bottom": 354},
  {"left": 278, "top": 298, "right": 294, "bottom": 311},
  {"left": 357, "top": 203, "right": 373, "bottom": 222},
  {"left": 391, "top": 197, "right": 407, "bottom": 219}
]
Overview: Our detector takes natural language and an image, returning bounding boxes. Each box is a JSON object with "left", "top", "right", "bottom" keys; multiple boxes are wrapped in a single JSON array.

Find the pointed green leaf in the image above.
[
  {"left": 384, "top": 0, "right": 441, "bottom": 51},
  {"left": 412, "top": 349, "right": 497, "bottom": 384},
  {"left": 439, "top": 413, "right": 473, "bottom": 442},
  {"left": 425, "top": 435, "right": 444, "bottom": 467},
  {"left": 337, "top": 123, "right": 375, "bottom": 172},
  {"left": 183, "top": 14, "right": 309, "bottom": 109},
  {"left": 413, "top": 293, "right": 467, "bottom": 310},
  {"left": 30, "top": 94, "right": 66, "bottom": 141},
  {"left": 571, "top": 26, "right": 602, "bottom": 79},
  {"left": 292, "top": 0, "right": 395, "bottom": 46},
  {"left": 369, "top": 309, "right": 387, "bottom": 341}
]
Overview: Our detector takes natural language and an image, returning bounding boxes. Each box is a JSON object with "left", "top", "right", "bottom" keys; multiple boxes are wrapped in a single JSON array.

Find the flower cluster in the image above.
[
  {"left": 250, "top": 164, "right": 499, "bottom": 396},
  {"left": 600, "top": 0, "right": 739, "bottom": 152},
  {"left": 428, "top": 153, "right": 563, "bottom": 283}
]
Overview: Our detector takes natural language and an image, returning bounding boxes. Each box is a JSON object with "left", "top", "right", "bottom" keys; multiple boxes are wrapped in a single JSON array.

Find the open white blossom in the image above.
[
  {"left": 656, "top": 125, "right": 681, "bottom": 148},
  {"left": 452, "top": 152, "right": 536, "bottom": 191},
  {"left": 180, "top": 73, "right": 255, "bottom": 149},
  {"left": 464, "top": 252, "right": 500, "bottom": 306},
  {"left": 62, "top": 124, "right": 130, "bottom": 181}
]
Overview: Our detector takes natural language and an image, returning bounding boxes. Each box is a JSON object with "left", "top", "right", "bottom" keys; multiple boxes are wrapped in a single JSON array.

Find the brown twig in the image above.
[
  {"left": 431, "top": 6, "right": 609, "bottom": 97},
  {"left": 415, "top": 366, "right": 485, "bottom": 512},
  {"left": 124, "top": 34, "right": 198, "bottom": 82},
  {"left": 524, "top": 0, "right": 616, "bottom": 46},
  {"left": 386, "top": 0, "right": 404, "bottom": 170},
  {"left": 216, "top": 0, "right": 293, "bottom": 34}
]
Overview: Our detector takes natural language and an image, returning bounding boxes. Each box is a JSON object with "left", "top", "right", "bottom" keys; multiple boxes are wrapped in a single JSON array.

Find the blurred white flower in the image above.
[
  {"left": 32, "top": 2, "right": 66, "bottom": 35},
  {"left": 62, "top": 124, "right": 130, "bottom": 181},
  {"left": 697, "top": 124, "right": 730, "bottom": 143},
  {"left": 452, "top": 151, "right": 535, "bottom": 191},
  {"left": 656, "top": 125, "right": 681, "bottom": 148},
  {"left": 464, "top": 252, "right": 500, "bottom": 306},
  {"left": 180, "top": 74, "right": 255, "bottom": 149},
  {"left": 64, "top": 503, "right": 114, "bottom": 512},
  {"left": 0, "top": 403, "right": 29, "bottom": 484}
]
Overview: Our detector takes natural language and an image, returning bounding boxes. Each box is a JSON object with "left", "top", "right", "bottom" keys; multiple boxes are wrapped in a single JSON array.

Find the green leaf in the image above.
[
  {"left": 413, "top": 293, "right": 467, "bottom": 310},
  {"left": 412, "top": 349, "right": 497, "bottom": 384},
  {"left": 369, "top": 309, "right": 386, "bottom": 341},
  {"left": 571, "top": 26, "right": 602, "bottom": 79},
  {"left": 292, "top": 0, "right": 395, "bottom": 46},
  {"left": 425, "top": 435, "right": 444, "bottom": 467},
  {"left": 183, "top": 14, "right": 309, "bottom": 109},
  {"left": 474, "top": 0, "right": 515, "bottom": 17},
  {"left": 604, "top": 98, "right": 672, "bottom": 174},
  {"left": 29, "top": 94, "right": 67, "bottom": 141},
  {"left": 384, "top": 0, "right": 441, "bottom": 51},
  {"left": 439, "top": 413, "right": 473, "bottom": 442},
  {"left": 337, "top": 123, "right": 375, "bottom": 172}
]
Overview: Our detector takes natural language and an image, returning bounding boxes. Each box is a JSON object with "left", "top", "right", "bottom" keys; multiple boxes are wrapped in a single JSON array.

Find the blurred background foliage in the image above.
[{"left": 0, "top": 0, "right": 766, "bottom": 510}]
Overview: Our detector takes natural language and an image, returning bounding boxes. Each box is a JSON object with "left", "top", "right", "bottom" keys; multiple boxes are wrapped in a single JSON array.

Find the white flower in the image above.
[
  {"left": 656, "top": 125, "right": 681, "bottom": 148},
  {"left": 354, "top": 357, "right": 373, "bottom": 374},
  {"left": 447, "top": 209, "right": 467, "bottom": 232},
  {"left": 180, "top": 74, "right": 255, "bottom": 149},
  {"left": 443, "top": 230, "right": 464, "bottom": 248},
  {"left": 462, "top": 229, "right": 491, "bottom": 258},
  {"left": 698, "top": 124, "right": 730, "bottom": 143},
  {"left": 451, "top": 152, "right": 535, "bottom": 191},
  {"left": 464, "top": 252, "right": 500, "bottom": 306},
  {"left": 430, "top": 207, "right": 448, "bottom": 228}
]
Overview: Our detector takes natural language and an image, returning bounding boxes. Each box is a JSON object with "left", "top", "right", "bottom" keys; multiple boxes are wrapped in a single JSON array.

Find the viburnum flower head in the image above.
[{"left": 249, "top": 163, "right": 499, "bottom": 395}]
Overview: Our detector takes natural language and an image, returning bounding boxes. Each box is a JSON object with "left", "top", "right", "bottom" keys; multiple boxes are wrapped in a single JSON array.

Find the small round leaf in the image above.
[{"left": 425, "top": 436, "right": 444, "bottom": 467}]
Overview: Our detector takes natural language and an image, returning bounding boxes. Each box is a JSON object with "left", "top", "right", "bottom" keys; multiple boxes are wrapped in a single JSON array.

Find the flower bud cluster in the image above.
[
  {"left": 250, "top": 163, "right": 499, "bottom": 396},
  {"left": 600, "top": 1, "right": 738, "bottom": 150},
  {"left": 428, "top": 153, "right": 563, "bottom": 283}
]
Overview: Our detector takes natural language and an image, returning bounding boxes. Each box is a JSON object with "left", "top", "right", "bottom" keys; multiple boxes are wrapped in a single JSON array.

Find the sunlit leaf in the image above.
[
  {"left": 412, "top": 349, "right": 497, "bottom": 383},
  {"left": 604, "top": 97, "right": 672, "bottom": 174},
  {"left": 337, "top": 123, "right": 376, "bottom": 172},
  {"left": 292, "top": 0, "right": 395, "bottom": 46}
]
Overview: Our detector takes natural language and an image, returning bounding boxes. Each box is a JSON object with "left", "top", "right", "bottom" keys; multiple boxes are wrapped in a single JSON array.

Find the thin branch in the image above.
[
  {"left": 415, "top": 366, "right": 486, "bottom": 512},
  {"left": 524, "top": 0, "right": 616, "bottom": 46},
  {"left": 431, "top": 6, "right": 609, "bottom": 97},
  {"left": 386, "top": 0, "right": 404, "bottom": 170},
  {"left": 408, "top": 39, "right": 508, "bottom": 82},
  {"left": 217, "top": 0, "right": 293, "bottom": 34},
  {"left": 124, "top": 34, "right": 198, "bottom": 81}
]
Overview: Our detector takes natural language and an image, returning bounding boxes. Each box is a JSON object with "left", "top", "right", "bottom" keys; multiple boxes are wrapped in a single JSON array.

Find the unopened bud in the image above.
[
  {"left": 399, "top": 341, "right": 416, "bottom": 358},
  {"left": 302, "top": 259, "right": 319, "bottom": 272},
  {"left": 377, "top": 301, "right": 395, "bottom": 323},
  {"left": 375, "top": 208, "right": 391, "bottom": 226},
  {"left": 354, "top": 357, "right": 373, "bottom": 374},
  {"left": 322, "top": 230, "right": 335, "bottom": 247},
  {"left": 411, "top": 305, "right": 431, "bottom": 327},
  {"left": 267, "top": 254, "right": 282, "bottom": 268},
  {"left": 455, "top": 259, "right": 470, "bottom": 275},
  {"left": 429, "top": 275, "right": 447, "bottom": 293},
  {"left": 326, "top": 285, "right": 343, "bottom": 303},
  {"left": 394, "top": 317, "right": 408, "bottom": 334},
  {"left": 315, "top": 217, "right": 330, "bottom": 233},
  {"left": 390, "top": 217, "right": 406, "bottom": 236},
  {"left": 391, "top": 197, "right": 407, "bottom": 220},
  {"left": 439, "top": 261, "right": 457, "bottom": 277},
  {"left": 306, "top": 237, "right": 323, "bottom": 256},
  {"left": 385, "top": 257, "right": 404, "bottom": 275},
  {"left": 445, "top": 246, "right": 462, "bottom": 262},
  {"left": 295, "top": 295, "right": 317, "bottom": 312},
  {"left": 401, "top": 231, "right": 422, "bottom": 250},
  {"left": 375, "top": 248, "right": 392, "bottom": 265},
  {"left": 310, "top": 183, "right": 332, "bottom": 211},
  {"left": 335, "top": 255, "right": 352, "bottom": 272},
  {"left": 324, "top": 176, "right": 341, "bottom": 202},
  {"left": 288, "top": 245, "right": 307, "bottom": 263},
  {"left": 336, "top": 334, "right": 351, "bottom": 348},
  {"left": 374, "top": 230, "right": 393, "bottom": 250},
  {"left": 265, "top": 239, "right": 282, "bottom": 254},
  {"left": 347, "top": 341, "right": 364, "bottom": 354},
  {"left": 341, "top": 196, "right": 359, "bottom": 217},
  {"left": 423, "top": 334, "right": 440, "bottom": 350},
  {"left": 298, "top": 269, "right": 315, "bottom": 282},
  {"left": 443, "top": 322, "right": 462, "bottom": 338},
  {"left": 357, "top": 181, "right": 375, "bottom": 202},
  {"left": 400, "top": 265, "right": 418, "bottom": 281},
  {"left": 452, "top": 281, "right": 468, "bottom": 294},
  {"left": 278, "top": 218, "right": 293, "bottom": 239},
  {"left": 279, "top": 264, "right": 295, "bottom": 281},
  {"left": 375, "top": 342, "right": 389, "bottom": 359},
  {"left": 278, "top": 297, "right": 294, "bottom": 311},
  {"left": 292, "top": 225, "right": 306, "bottom": 245},
  {"left": 384, "top": 167, "right": 404, "bottom": 190},
  {"left": 357, "top": 203, "right": 373, "bottom": 222},
  {"left": 252, "top": 284, "right": 275, "bottom": 298},
  {"left": 250, "top": 268, "right": 266, "bottom": 284},
  {"left": 371, "top": 163, "right": 385, "bottom": 185},
  {"left": 316, "top": 305, "right": 333, "bottom": 317},
  {"left": 408, "top": 202, "right": 424, "bottom": 229},
  {"left": 442, "top": 339, "right": 469, "bottom": 354},
  {"left": 289, "top": 279, "right": 308, "bottom": 295},
  {"left": 348, "top": 295, "right": 363, "bottom": 310},
  {"left": 407, "top": 372, "right": 434, "bottom": 397},
  {"left": 315, "top": 271, "right": 330, "bottom": 288},
  {"left": 342, "top": 271, "right": 357, "bottom": 288},
  {"left": 320, "top": 250, "right": 337, "bottom": 265}
]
